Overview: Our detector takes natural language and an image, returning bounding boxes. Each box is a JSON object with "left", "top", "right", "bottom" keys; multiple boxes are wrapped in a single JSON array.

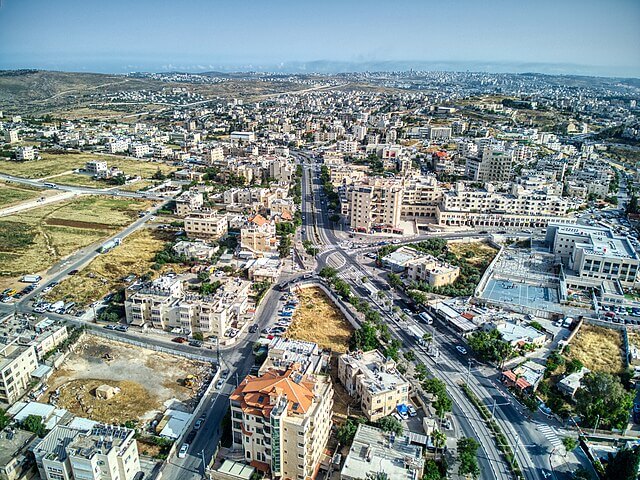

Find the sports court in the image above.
[{"left": 482, "top": 278, "right": 560, "bottom": 309}]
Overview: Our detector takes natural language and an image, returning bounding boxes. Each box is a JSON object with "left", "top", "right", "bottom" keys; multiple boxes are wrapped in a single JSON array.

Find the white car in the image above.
[
  {"left": 407, "top": 405, "right": 417, "bottom": 417},
  {"left": 178, "top": 443, "right": 189, "bottom": 458},
  {"left": 215, "top": 379, "right": 225, "bottom": 390},
  {"left": 456, "top": 345, "right": 468, "bottom": 355}
]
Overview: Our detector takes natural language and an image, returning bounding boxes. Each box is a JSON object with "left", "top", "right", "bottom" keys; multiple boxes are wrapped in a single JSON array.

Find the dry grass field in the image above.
[
  {"left": 45, "top": 228, "right": 175, "bottom": 306},
  {"left": 0, "top": 152, "right": 175, "bottom": 180},
  {"left": 567, "top": 324, "right": 625, "bottom": 374},
  {"left": 0, "top": 182, "right": 45, "bottom": 208},
  {"left": 286, "top": 286, "right": 353, "bottom": 353},
  {"left": 0, "top": 196, "right": 151, "bottom": 285},
  {"left": 448, "top": 240, "right": 498, "bottom": 267}
]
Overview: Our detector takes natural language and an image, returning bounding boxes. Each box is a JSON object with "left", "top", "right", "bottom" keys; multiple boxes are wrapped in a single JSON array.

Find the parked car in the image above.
[
  {"left": 114, "top": 325, "right": 128, "bottom": 332},
  {"left": 456, "top": 345, "right": 468, "bottom": 355},
  {"left": 172, "top": 337, "right": 187, "bottom": 343},
  {"left": 189, "top": 340, "right": 203, "bottom": 347},
  {"left": 407, "top": 405, "right": 417, "bottom": 417},
  {"left": 194, "top": 418, "right": 204, "bottom": 430},
  {"left": 178, "top": 443, "right": 189, "bottom": 458},
  {"left": 215, "top": 379, "right": 225, "bottom": 390},
  {"left": 68, "top": 269, "right": 79, "bottom": 275}
]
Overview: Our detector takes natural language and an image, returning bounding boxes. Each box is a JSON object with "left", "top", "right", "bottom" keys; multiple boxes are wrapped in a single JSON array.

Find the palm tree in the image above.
[
  {"left": 422, "top": 333, "right": 433, "bottom": 347},
  {"left": 432, "top": 429, "right": 446, "bottom": 457}
]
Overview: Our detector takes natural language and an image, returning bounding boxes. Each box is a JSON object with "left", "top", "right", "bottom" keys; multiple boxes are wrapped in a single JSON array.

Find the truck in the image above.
[
  {"left": 98, "top": 237, "right": 122, "bottom": 254},
  {"left": 408, "top": 325, "right": 426, "bottom": 343},
  {"left": 21, "top": 274, "right": 42, "bottom": 283}
]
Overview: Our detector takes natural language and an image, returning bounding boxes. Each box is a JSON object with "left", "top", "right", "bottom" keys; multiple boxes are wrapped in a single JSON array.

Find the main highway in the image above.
[{"left": 297, "top": 151, "right": 563, "bottom": 480}]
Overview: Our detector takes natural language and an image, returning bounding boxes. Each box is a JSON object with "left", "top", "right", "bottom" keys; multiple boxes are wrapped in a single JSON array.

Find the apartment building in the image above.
[
  {"left": 86, "top": 160, "right": 108, "bottom": 177},
  {"left": 125, "top": 276, "right": 250, "bottom": 337},
  {"left": 107, "top": 139, "right": 129, "bottom": 154},
  {"left": 207, "top": 145, "right": 225, "bottom": 164},
  {"left": 184, "top": 211, "right": 228, "bottom": 240},
  {"left": 15, "top": 146, "right": 36, "bottom": 161},
  {"left": 34, "top": 424, "right": 140, "bottom": 480},
  {"left": 465, "top": 147, "right": 515, "bottom": 182},
  {"left": 128, "top": 143, "right": 150, "bottom": 158},
  {"left": 240, "top": 214, "right": 278, "bottom": 256},
  {"left": 0, "top": 428, "right": 35, "bottom": 480},
  {"left": 347, "top": 179, "right": 403, "bottom": 232},
  {"left": 428, "top": 126, "right": 451, "bottom": 141},
  {"left": 400, "top": 174, "right": 443, "bottom": 220},
  {"left": 230, "top": 366, "right": 333, "bottom": 480},
  {"left": 337, "top": 350, "right": 410, "bottom": 421},
  {"left": 436, "top": 182, "right": 574, "bottom": 228},
  {"left": 175, "top": 190, "right": 204, "bottom": 216},
  {"left": 546, "top": 224, "right": 640, "bottom": 289},
  {"left": 268, "top": 158, "right": 294, "bottom": 182},
  {"left": 4, "top": 130, "right": 19, "bottom": 143},
  {"left": 0, "top": 342, "right": 38, "bottom": 405}
]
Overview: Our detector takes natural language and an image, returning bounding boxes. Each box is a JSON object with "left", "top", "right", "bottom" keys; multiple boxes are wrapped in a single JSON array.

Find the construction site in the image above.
[{"left": 43, "top": 334, "right": 213, "bottom": 425}]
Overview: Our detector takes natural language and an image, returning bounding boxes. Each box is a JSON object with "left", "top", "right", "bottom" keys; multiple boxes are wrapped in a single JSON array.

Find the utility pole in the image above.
[
  {"left": 592, "top": 415, "right": 600, "bottom": 435},
  {"left": 200, "top": 449, "right": 207, "bottom": 477}
]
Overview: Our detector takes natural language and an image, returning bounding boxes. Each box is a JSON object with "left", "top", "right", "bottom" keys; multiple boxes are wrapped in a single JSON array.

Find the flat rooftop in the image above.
[
  {"left": 0, "top": 428, "right": 35, "bottom": 468},
  {"left": 342, "top": 350, "right": 408, "bottom": 395},
  {"left": 341, "top": 424, "right": 424, "bottom": 480}
]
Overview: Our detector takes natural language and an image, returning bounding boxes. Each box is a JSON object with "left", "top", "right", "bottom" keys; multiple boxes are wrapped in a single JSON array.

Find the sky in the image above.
[{"left": 0, "top": 0, "right": 639, "bottom": 77}]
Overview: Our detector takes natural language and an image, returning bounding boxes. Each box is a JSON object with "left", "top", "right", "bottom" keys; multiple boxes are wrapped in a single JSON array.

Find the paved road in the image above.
[
  {"left": 0, "top": 173, "right": 166, "bottom": 201},
  {"left": 297, "top": 152, "right": 563, "bottom": 480}
]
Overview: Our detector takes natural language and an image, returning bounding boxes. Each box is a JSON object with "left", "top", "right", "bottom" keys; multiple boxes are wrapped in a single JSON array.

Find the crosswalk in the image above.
[{"left": 535, "top": 422, "right": 563, "bottom": 449}]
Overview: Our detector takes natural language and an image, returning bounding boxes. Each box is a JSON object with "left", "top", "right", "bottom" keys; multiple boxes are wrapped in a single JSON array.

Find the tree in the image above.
[
  {"left": 152, "top": 168, "right": 166, "bottom": 180},
  {"left": 22, "top": 414, "right": 47, "bottom": 437},
  {"left": 467, "top": 329, "right": 513, "bottom": 364},
  {"left": 336, "top": 418, "right": 364, "bottom": 446},
  {"left": 422, "top": 332, "right": 433, "bottom": 346},
  {"left": 278, "top": 234, "right": 292, "bottom": 258},
  {"left": 562, "top": 436, "right": 578, "bottom": 454},
  {"left": 432, "top": 429, "right": 446, "bottom": 453},
  {"left": 329, "top": 214, "right": 340, "bottom": 223},
  {"left": 0, "top": 408, "right": 9, "bottom": 430},
  {"left": 575, "top": 372, "right": 634, "bottom": 431},
  {"left": 387, "top": 272, "right": 403, "bottom": 289},
  {"left": 565, "top": 358, "right": 584, "bottom": 375},
  {"left": 349, "top": 322, "right": 380, "bottom": 352},
  {"left": 457, "top": 437, "right": 480, "bottom": 478},
  {"left": 376, "top": 415, "right": 403, "bottom": 436},
  {"left": 319, "top": 266, "right": 337, "bottom": 279},
  {"left": 422, "top": 459, "right": 443, "bottom": 480},
  {"left": 604, "top": 446, "right": 640, "bottom": 480}
]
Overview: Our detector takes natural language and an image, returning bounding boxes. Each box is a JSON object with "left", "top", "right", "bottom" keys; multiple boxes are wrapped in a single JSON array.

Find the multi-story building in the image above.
[
  {"left": 259, "top": 337, "right": 327, "bottom": 376},
  {"left": 436, "top": 182, "right": 575, "bottom": 228},
  {"left": 125, "top": 276, "right": 250, "bottom": 337},
  {"left": 240, "top": 214, "right": 277, "bottom": 256},
  {"left": 337, "top": 350, "right": 410, "bottom": 421},
  {"left": 15, "top": 146, "right": 36, "bottom": 161},
  {"left": 347, "top": 178, "right": 404, "bottom": 233},
  {"left": 268, "top": 158, "right": 294, "bottom": 182},
  {"left": 466, "top": 146, "right": 514, "bottom": 182},
  {"left": 546, "top": 224, "right": 640, "bottom": 289},
  {"left": 86, "top": 160, "right": 108, "bottom": 177},
  {"left": 184, "top": 211, "right": 228, "bottom": 240},
  {"left": 175, "top": 190, "right": 204, "bottom": 216},
  {"left": 0, "top": 342, "right": 38, "bottom": 405},
  {"left": 34, "top": 424, "right": 140, "bottom": 480},
  {"left": 230, "top": 365, "right": 333, "bottom": 480},
  {"left": 128, "top": 143, "right": 150, "bottom": 158},
  {"left": 428, "top": 126, "right": 452, "bottom": 141},
  {"left": 207, "top": 145, "right": 225, "bottom": 164},
  {"left": 0, "top": 428, "right": 36, "bottom": 480},
  {"left": 400, "top": 174, "right": 443, "bottom": 220},
  {"left": 4, "top": 130, "right": 19, "bottom": 143},
  {"left": 107, "top": 139, "right": 129, "bottom": 154}
]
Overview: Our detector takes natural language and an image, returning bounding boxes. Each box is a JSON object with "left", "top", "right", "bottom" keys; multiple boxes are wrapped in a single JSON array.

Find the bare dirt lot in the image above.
[
  {"left": 567, "top": 324, "right": 625, "bottom": 374},
  {"left": 286, "top": 286, "right": 353, "bottom": 353},
  {"left": 44, "top": 335, "right": 212, "bottom": 424},
  {"left": 448, "top": 240, "right": 499, "bottom": 267}
]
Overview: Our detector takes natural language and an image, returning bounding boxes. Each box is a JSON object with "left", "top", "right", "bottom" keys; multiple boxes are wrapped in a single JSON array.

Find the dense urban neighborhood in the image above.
[{"left": 0, "top": 65, "right": 640, "bottom": 480}]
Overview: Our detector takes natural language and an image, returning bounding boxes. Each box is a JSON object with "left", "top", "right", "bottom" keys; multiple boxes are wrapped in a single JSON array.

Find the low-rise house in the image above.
[
  {"left": 86, "top": 160, "right": 108, "bottom": 177},
  {"left": 493, "top": 320, "right": 547, "bottom": 347},
  {"left": 557, "top": 367, "right": 590, "bottom": 398},
  {"left": 406, "top": 254, "right": 460, "bottom": 287},
  {"left": 244, "top": 257, "right": 281, "bottom": 283},
  {"left": 501, "top": 361, "right": 546, "bottom": 394},
  {"left": 341, "top": 424, "right": 425, "bottom": 480},
  {"left": 172, "top": 240, "right": 219, "bottom": 261},
  {"left": 337, "top": 349, "right": 410, "bottom": 421}
]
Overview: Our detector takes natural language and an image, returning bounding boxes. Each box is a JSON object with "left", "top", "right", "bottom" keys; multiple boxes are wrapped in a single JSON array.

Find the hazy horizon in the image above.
[{"left": 1, "top": 0, "right": 639, "bottom": 78}]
